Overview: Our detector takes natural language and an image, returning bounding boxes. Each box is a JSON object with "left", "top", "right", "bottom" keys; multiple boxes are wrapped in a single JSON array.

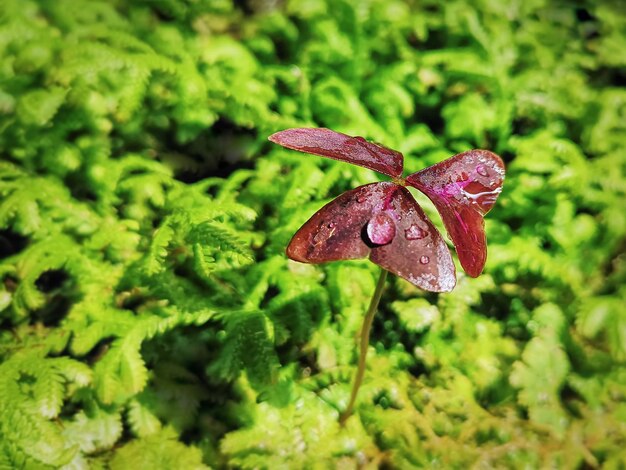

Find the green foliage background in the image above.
[{"left": 1, "top": 0, "right": 625, "bottom": 467}]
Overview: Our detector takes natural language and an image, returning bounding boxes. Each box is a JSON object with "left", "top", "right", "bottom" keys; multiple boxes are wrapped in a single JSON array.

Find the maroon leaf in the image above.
[
  {"left": 406, "top": 149, "right": 505, "bottom": 277},
  {"left": 286, "top": 183, "right": 392, "bottom": 263},
  {"left": 269, "top": 128, "right": 403, "bottom": 178},
  {"left": 287, "top": 182, "right": 456, "bottom": 292},
  {"left": 369, "top": 186, "right": 456, "bottom": 292}
]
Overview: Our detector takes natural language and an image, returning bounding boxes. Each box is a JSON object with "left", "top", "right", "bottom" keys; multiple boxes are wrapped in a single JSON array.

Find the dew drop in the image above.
[
  {"left": 404, "top": 224, "right": 427, "bottom": 240},
  {"left": 476, "top": 165, "right": 489, "bottom": 177},
  {"left": 327, "top": 222, "right": 335, "bottom": 229},
  {"left": 419, "top": 255, "right": 430, "bottom": 264},
  {"left": 366, "top": 212, "right": 395, "bottom": 245}
]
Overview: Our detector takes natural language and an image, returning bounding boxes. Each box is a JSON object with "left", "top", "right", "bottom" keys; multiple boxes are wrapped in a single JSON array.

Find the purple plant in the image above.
[{"left": 269, "top": 128, "right": 505, "bottom": 421}]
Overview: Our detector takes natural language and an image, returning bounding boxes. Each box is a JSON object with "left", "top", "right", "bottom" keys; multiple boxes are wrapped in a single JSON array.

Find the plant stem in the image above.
[{"left": 339, "top": 268, "right": 388, "bottom": 425}]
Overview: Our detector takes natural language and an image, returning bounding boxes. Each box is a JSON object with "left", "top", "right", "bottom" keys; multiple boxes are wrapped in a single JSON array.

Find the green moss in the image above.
[{"left": 1, "top": 0, "right": 625, "bottom": 467}]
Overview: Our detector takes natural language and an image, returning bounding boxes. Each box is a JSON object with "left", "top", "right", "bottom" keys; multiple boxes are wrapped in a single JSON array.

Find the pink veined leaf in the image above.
[
  {"left": 287, "top": 182, "right": 456, "bottom": 292},
  {"left": 406, "top": 149, "right": 505, "bottom": 277},
  {"left": 268, "top": 128, "right": 404, "bottom": 178}
]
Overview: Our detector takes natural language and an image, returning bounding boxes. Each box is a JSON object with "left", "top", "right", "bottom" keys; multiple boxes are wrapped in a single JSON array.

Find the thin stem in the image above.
[{"left": 339, "top": 268, "right": 388, "bottom": 425}]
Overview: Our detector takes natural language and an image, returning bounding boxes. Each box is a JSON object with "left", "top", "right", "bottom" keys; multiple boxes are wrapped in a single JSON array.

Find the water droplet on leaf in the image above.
[
  {"left": 476, "top": 165, "right": 489, "bottom": 177},
  {"left": 366, "top": 212, "right": 395, "bottom": 245},
  {"left": 327, "top": 222, "right": 335, "bottom": 228},
  {"left": 419, "top": 255, "right": 430, "bottom": 264},
  {"left": 356, "top": 195, "right": 366, "bottom": 203},
  {"left": 405, "top": 224, "right": 427, "bottom": 240}
]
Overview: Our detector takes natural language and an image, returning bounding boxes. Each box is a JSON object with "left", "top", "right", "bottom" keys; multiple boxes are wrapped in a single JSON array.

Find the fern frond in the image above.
[
  {"left": 145, "top": 222, "right": 176, "bottom": 276},
  {"left": 127, "top": 399, "right": 162, "bottom": 438},
  {"left": 281, "top": 162, "right": 325, "bottom": 210},
  {"left": 16, "top": 87, "right": 68, "bottom": 127},
  {"left": 0, "top": 352, "right": 92, "bottom": 467},
  {"left": 62, "top": 404, "right": 123, "bottom": 455},
  {"left": 510, "top": 304, "right": 570, "bottom": 436},
  {"left": 208, "top": 309, "right": 279, "bottom": 387},
  {"left": 93, "top": 309, "right": 214, "bottom": 404},
  {"left": 9, "top": 235, "right": 79, "bottom": 319},
  {"left": 188, "top": 221, "right": 253, "bottom": 263},
  {"left": 108, "top": 428, "right": 208, "bottom": 470}
]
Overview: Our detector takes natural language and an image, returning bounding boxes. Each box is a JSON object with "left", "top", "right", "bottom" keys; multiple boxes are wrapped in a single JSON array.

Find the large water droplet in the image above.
[
  {"left": 419, "top": 255, "right": 430, "bottom": 264},
  {"left": 476, "top": 165, "right": 489, "bottom": 177},
  {"left": 366, "top": 212, "right": 395, "bottom": 245},
  {"left": 405, "top": 224, "right": 427, "bottom": 240}
]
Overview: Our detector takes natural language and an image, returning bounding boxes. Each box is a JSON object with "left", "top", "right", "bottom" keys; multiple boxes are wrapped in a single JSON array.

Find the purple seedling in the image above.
[{"left": 269, "top": 128, "right": 505, "bottom": 422}]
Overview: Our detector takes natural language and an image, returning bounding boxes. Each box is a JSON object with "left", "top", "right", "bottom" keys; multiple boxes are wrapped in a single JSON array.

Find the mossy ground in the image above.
[{"left": 1, "top": 0, "right": 625, "bottom": 468}]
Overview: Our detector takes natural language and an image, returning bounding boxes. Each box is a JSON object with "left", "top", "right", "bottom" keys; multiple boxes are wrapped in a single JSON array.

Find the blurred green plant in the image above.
[{"left": 0, "top": 0, "right": 625, "bottom": 467}]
